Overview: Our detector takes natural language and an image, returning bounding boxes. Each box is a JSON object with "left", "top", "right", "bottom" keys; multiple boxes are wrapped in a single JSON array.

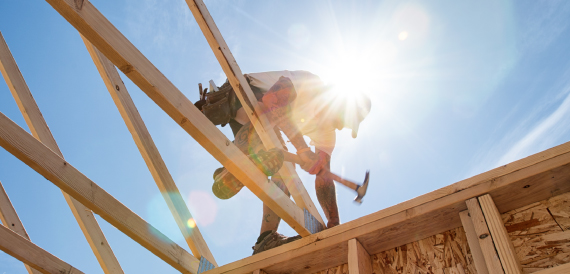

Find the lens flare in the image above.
[
  {"left": 187, "top": 190, "right": 218, "bottom": 227},
  {"left": 398, "top": 31, "right": 408, "bottom": 40},
  {"left": 187, "top": 218, "right": 196, "bottom": 228}
]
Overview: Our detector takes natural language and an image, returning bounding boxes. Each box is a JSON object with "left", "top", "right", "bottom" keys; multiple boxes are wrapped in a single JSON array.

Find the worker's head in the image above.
[{"left": 322, "top": 91, "right": 371, "bottom": 138}]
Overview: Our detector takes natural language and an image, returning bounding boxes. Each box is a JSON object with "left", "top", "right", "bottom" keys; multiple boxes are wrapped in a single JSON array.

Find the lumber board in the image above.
[
  {"left": 460, "top": 210, "right": 490, "bottom": 274},
  {"left": 0, "top": 112, "right": 200, "bottom": 274},
  {"left": 466, "top": 198, "right": 504, "bottom": 274},
  {"left": 184, "top": 0, "right": 324, "bottom": 227},
  {"left": 347, "top": 238, "right": 372, "bottom": 274},
  {"left": 82, "top": 37, "right": 216, "bottom": 265},
  {"left": 201, "top": 141, "right": 570, "bottom": 274},
  {"left": 0, "top": 224, "right": 84, "bottom": 274},
  {"left": 0, "top": 181, "right": 42, "bottom": 274},
  {"left": 0, "top": 31, "right": 124, "bottom": 274},
  {"left": 532, "top": 262, "right": 570, "bottom": 274},
  {"left": 43, "top": 0, "right": 310, "bottom": 236},
  {"left": 479, "top": 195, "right": 522, "bottom": 274}
]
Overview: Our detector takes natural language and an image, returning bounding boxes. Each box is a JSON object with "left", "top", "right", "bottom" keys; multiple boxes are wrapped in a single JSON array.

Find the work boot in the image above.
[
  {"left": 212, "top": 167, "right": 244, "bottom": 200},
  {"left": 211, "top": 148, "right": 283, "bottom": 200},
  {"left": 252, "top": 230, "right": 301, "bottom": 255}
]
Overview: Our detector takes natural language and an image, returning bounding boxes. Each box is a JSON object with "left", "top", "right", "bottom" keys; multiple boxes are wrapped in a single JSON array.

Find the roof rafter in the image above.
[{"left": 43, "top": 0, "right": 313, "bottom": 236}]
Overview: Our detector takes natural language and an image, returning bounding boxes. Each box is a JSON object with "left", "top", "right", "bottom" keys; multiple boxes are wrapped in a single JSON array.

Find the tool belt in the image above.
[{"left": 195, "top": 81, "right": 236, "bottom": 127}]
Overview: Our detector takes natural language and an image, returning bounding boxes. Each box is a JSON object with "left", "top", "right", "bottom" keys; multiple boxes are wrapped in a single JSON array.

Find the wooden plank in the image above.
[
  {"left": 479, "top": 194, "right": 522, "bottom": 274},
  {"left": 43, "top": 0, "right": 310, "bottom": 236},
  {"left": 184, "top": 0, "right": 325, "bottom": 227},
  {"left": 347, "top": 238, "right": 372, "bottom": 274},
  {"left": 0, "top": 31, "right": 124, "bottom": 274},
  {"left": 532, "top": 263, "right": 570, "bottom": 274},
  {"left": 252, "top": 270, "right": 266, "bottom": 274},
  {"left": 466, "top": 198, "right": 504, "bottom": 274},
  {"left": 82, "top": 37, "right": 216, "bottom": 265},
  {"left": 202, "top": 143, "right": 570, "bottom": 274},
  {"left": 0, "top": 224, "right": 84, "bottom": 274},
  {"left": 459, "top": 210, "right": 489, "bottom": 274},
  {"left": 0, "top": 181, "right": 42, "bottom": 274},
  {"left": 0, "top": 112, "right": 199, "bottom": 274}
]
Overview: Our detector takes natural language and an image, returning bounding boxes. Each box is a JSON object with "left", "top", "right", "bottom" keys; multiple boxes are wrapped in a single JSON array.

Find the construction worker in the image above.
[{"left": 195, "top": 70, "right": 371, "bottom": 254}]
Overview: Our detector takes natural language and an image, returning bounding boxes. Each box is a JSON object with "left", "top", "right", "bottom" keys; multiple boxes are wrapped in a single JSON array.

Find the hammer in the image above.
[{"left": 281, "top": 151, "right": 370, "bottom": 203}]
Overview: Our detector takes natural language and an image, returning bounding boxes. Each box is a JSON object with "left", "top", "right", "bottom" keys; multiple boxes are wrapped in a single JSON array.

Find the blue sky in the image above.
[{"left": 1, "top": 0, "right": 570, "bottom": 273}]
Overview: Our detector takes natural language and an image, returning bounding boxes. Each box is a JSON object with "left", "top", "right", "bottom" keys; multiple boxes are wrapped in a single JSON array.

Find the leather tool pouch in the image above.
[{"left": 201, "top": 82, "right": 235, "bottom": 126}]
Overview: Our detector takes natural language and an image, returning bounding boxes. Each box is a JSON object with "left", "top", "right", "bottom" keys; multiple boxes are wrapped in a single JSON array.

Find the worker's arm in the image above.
[{"left": 261, "top": 76, "right": 318, "bottom": 172}]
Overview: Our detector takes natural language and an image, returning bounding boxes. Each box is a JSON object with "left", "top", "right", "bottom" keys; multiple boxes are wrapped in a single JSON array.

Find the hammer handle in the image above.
[{"left": 282, "top": 151, "right": 359, "bottom": 191}]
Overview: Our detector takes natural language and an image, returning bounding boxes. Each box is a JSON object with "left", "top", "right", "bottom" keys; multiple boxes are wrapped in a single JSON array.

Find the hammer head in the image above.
[{"left": 354, "top": 170, "right": 370, "bottom": 204}]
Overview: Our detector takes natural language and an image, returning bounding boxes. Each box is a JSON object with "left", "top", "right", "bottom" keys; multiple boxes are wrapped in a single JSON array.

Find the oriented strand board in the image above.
[
  {"left": 316, "top": 227, "right": 476, "bottom": 274},
  {"left": 313, "top": 264, "right": 348, "bottom": 274},
  {"left": 502, "top": 192, "right": 570, "bottom": 274}
]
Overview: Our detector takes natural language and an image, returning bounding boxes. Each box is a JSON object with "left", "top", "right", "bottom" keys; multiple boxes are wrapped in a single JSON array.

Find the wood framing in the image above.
[
  {"left": 0, "top": 112, "right": 200, "bottom": 274},
  {"left": 82, "top": 37, "right": 216, "bottom": 265},
  {"left": 184, "top": 0, "right": 325, "bottom": 227},
  {"left": 201, "top": 140, "right": 570, "bottom": 273},
  {"left": 0, "top": 181, "right": 42, "bottom": 274},
  {"left": 466, "top": 198, "right": 504, "bottom": 274},
  {"left": 459, "top": 209, "right": 489, "bottom": 274},
  {"left": 479, "top": 194, "right": 522, "bottom": 274},
  {"left": 347, "top": 238, "right": 372, "bottom": 274},
  {"left": 0, "top": 224, "right": 84, "bottom": 274},
  {"left": 43, "top": 0, "right": 312, "bottom": 236},
  {"left": 0, "top": 31, "right": 124, "bottom": 274}
]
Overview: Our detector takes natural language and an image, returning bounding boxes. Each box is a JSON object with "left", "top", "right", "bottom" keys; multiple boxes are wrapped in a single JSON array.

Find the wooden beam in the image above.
[
  {"left": 459, "top": 210, "right": 489, "bottom": 274},
  {"left": 466, "top": 198, "right": 504, "bottom": 274},
  {"left": 202, "top": 140, "right": 570, "bottom": 274},
  {"left": 0, "top": 224, "right": 84, "bottom": 274},
  {"left": 252, "top": 270, "right": 267, "bottom": 274},
  {"left": 0, "top": 112, "right": 200, "bottom": 274},
  {"left": 533, "top": 263, "right": 570, "bottom": 274},
  {"left": 184, "top": 0, "right": 325, "bottom": 228},
  {"left": 347, "top": 238, "right": 372, "bottom": 274},
  {"left": 479, "top": 195, "right": 522, "bottom": 274},
  {"left": 0, "top": 181, "right": 42, "bottom": 274},
  {"left": 43, "top": 0, "right": 310, "bottom": 236},
  {"left": 82, "top": 37, "right": 216, "bottom": 265},
  {"left": 0, "top": 31, "right": 124, "bottom": 274}
]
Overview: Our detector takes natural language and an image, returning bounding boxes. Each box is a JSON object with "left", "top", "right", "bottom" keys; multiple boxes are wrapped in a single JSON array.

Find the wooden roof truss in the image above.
[{"left": 0, "top": 0, "right": 569, "bottom": 274}]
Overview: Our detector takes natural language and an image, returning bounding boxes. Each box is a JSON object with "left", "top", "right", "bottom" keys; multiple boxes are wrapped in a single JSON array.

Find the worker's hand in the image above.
[
  {"left": 298, "top": 149, "right": 318, "bottom": 174},
  {"left": 308, "top": 150, "right": 328, "bottom": 175}
]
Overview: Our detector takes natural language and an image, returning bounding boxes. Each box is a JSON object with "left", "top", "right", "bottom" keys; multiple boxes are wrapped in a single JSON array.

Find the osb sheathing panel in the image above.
[
  {"left": 315, "top": 227, "right": 476, "bottom": 274},
  {"left": 315, "top": 192, "right": 570, "bottom": 274},
  {"left": 502, "top": 192, "right": 570, "bottom": 274}
]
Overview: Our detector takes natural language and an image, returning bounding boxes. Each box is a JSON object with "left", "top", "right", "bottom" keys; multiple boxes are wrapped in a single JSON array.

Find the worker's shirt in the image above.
[{"left": 246, "top": 70, "right": 336, "bottom": 156}]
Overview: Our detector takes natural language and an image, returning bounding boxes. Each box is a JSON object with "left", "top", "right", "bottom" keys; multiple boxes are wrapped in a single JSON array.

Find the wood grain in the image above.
[
  {"left": 348, "top": 239, "right": 373, "bottom": 274},
  {"left": 479, "top": 195, "right": 522, "bottom": 274},
  {"left": 44, "top": 0, "right": 309, "bottom": 236},
  {"left": 461, "top": 209, "right": 490, "bottom": 274},
  {"left": 0, "top": 224, "right": 84, "bottom": 274},
  {"left": 183, "top": 0, "right": 324, "bottom": 227},
  {"left": 0, "top": 112, "right": 199, "bottom": 274},
  {"left": 0, "top": 181, "right": 42, "bottom": 274},
  {"left": 0, "top": 31, "right": 123, "bottom": 274},
  {"left": 206, "top": 147, "right": 570, "bottom": 274},
  {"left": 82, "top": 37, "right": 216, "bottom": 265},
  {"left": 466, "top": 197, "right": 505, "bottom": 274}
]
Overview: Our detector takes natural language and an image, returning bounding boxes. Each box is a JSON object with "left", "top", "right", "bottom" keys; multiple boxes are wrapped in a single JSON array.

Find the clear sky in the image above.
[{"left": 1, "top": 0, "right": 570, "bottom": 273}]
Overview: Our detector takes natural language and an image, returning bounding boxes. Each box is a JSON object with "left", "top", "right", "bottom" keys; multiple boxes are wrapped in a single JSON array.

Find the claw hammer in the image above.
[{"left": 281, "top": 151, "right": 370, "bottom": 203}]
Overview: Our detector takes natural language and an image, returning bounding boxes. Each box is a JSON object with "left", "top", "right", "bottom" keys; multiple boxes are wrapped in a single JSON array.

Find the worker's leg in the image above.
[
  {"left": 260, "top": 174, "right": 289, "bottom": 233},
  {"left": 315, "top": 150, "right": 340, "bottom": 228}
]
